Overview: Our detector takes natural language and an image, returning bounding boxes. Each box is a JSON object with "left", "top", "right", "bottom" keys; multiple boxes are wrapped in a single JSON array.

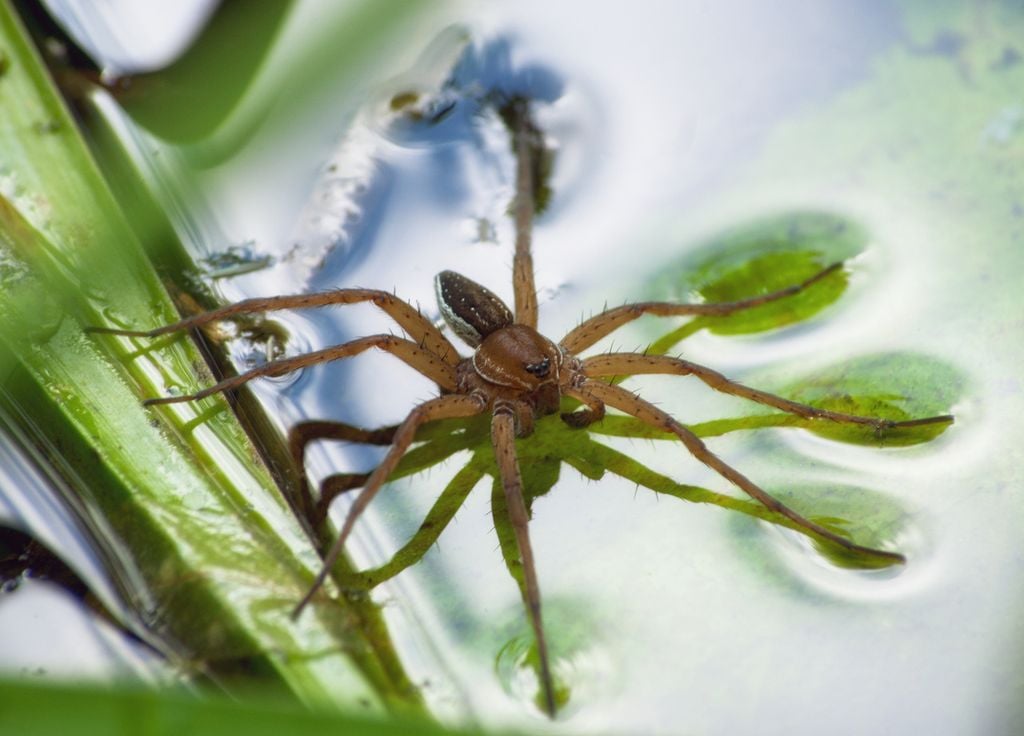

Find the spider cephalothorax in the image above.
[
  {"left": 90, "top": 97, "right": 953, "bottom": 717},
  {"left": 438, "top": 270, "right": 568, "bottom": 433}
]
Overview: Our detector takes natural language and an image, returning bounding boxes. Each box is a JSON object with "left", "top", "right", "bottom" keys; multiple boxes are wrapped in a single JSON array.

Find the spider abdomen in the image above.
[{"left": 435, "top": 270, "right": 514, "bottom": 347}]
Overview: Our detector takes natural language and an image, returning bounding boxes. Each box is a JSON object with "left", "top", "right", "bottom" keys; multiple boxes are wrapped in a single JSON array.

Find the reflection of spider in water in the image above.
[{"left": 93, "top": 98, "right": 952, "bottom": 716}]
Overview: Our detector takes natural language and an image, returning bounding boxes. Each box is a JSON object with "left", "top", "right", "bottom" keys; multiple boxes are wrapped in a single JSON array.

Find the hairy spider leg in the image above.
[
  {"left": 506, "top": 97, "right": 541, "bottom": 330},
  {"left": 582, "top": 354, "right": 955, "bottom": 430},
  {"left": 142, "top": 335, "right": 457, "bottom": 405},
  {"left": 559, "top": 262, "right": 843, "bottom": 355},
  {"left": 568, "top": 379, "right": 906, "bottom": 563},
  {"left": 491, "top": 407, "right": 557, "bottom": 717},
  {"left": 288, "top": 420, "right": 399, "bottom": 523},
  {"left": 292, "top": 393, "right": 487, "bottom": 618},
  {"left": 292, "top": 417, "right": 476, "bottom": 525},
  {"left": 88, "top": 288, "right": 461, "bottom": 370},
  {"left": 313, "top": 473, "right": 370, "bottom": 519},
  {"left": 289, "top": 420, "right": 399, "bottom": 461}
]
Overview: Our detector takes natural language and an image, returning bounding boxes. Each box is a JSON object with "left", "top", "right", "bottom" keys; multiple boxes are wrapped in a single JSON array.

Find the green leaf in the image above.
[
  {"left": 116, "top": 0, "right": 297, "bottom": 144},
  {"left": 0, "top": 678, "right": 473, "bottom": 736},
  {"left": 0, "top": 1, "right": 419, "bottom": 713},
  {"left": 776, "top": 352, "right": 962, "bottom": 447},
  {"left": 566, "top": 430, "right": 904, "bottom": 570},
  {"left": 724, "top": 482, "right": 913, "bottom": 572},
  {"left": 119, "top": 0, "right": 437, "bottom": 160},
  {"left": 646, "top": 212, "right": 865, "bottom": 353}
]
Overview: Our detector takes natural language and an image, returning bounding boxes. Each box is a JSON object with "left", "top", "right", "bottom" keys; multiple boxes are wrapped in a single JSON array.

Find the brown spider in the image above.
[{"left": 91, "top": 98, "right": 952, "bottom": 716}]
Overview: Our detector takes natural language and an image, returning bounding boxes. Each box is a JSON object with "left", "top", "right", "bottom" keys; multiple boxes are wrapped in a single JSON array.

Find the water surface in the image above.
[{"left": 6, "top": 2, "right": 1023, "bottom": 734}]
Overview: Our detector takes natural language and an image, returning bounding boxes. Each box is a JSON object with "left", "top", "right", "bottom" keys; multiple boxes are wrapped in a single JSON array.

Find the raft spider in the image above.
[{"left": 91, "top": 97, "right": 953, "bottom": 716}]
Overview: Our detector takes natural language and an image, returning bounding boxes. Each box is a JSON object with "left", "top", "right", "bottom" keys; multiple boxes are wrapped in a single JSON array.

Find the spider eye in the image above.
[{"left": 524, "top": 358, "right": 550, "bottom": 378}]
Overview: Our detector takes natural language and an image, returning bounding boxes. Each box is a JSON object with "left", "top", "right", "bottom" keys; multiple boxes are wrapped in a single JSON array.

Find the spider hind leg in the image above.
[
  {"left": 581, "top": 353, "right": 954, "bottom": 433},
  {"left": 569, "top": 378, "right": 906, "bottom": 564},
  {"left": 286, "top": 419, "right": 399, "bottom": 525},
  {"left": 292, "top": 393, "right": 486, "bottom": 619},
  {"left": 491, "top": 408, "right": 558, "bottom": 717}
]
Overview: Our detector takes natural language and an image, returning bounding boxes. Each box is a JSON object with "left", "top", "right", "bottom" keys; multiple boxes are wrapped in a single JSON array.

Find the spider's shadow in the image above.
[{"left": 328, "top": 395, "right": 946, "bottom": 600}]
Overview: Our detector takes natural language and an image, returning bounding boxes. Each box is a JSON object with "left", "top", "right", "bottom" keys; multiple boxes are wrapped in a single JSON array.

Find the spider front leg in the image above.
[
  {"left": 88, "top": 288, "right": 461, "bottom": 369},
  {"left": 582, "top": 354, "right": 954, "bottom": 432},
  {"left": 559, "top": 262, "right": 842, "bottom": 354},
  {"left": 139, "top": 334, "right": 457, "bottom": 405},
  {"left": 292, "top": 392, "right": 486, "bottom": 618},
  {"left": 567, "top": 379, "right": 906, "bottom": 563},
  {"left": 491, "top": 407, "right": 557, "bottom": 717}
]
